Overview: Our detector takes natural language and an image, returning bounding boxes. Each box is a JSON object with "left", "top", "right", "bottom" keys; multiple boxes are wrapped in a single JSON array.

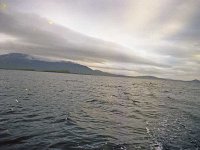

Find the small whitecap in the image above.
[
  {"left": 155, "top": 142, "right": 163, "bottom": 150},
  {"left": 146, "top": 127, "right": 150, "bottom": 134}
]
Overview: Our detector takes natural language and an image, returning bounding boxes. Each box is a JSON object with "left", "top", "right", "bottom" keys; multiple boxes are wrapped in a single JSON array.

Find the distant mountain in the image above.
[
  {"left": 134, "top": 75, "right": 161, "bottom": 80},
  {"left": 190, "top": 79, "right": 200, "bottom": 83},
  {"left": 1, "top": 53, "right": 197, "bottom": 81},
  {"left": 0, "top": 53, "right": 113, "bottom": 76}
]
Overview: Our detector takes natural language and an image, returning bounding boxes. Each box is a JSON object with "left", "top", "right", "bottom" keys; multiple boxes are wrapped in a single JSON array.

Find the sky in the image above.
[{"left": 0, "top": 0, "right": 199, "bottom": 80}]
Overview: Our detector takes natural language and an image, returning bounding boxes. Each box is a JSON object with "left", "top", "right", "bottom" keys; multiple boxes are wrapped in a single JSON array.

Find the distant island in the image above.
[
  {"left": 0, "top": 53, "right": 199, "bottom": 82},
  {"left": 0, "top": 53, "right": 117, "bottom": 76},
  {"left": 189, "top": 79, "right": 200, "bottom": 83}
]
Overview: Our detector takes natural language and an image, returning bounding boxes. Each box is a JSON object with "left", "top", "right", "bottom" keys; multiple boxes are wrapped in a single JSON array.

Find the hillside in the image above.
[{"left": 0, "top": 53, "right": 112, "bottom": 76}]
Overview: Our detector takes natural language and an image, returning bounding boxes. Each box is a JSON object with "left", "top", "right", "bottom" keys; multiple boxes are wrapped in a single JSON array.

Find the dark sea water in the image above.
[{"left": 0, "top": 70, "right": 200, "bottom": 150}]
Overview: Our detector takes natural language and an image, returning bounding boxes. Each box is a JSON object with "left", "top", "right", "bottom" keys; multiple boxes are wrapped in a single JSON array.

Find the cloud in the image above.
[
  {"left": 0, "top": 0, "right": 200, "bottom": 80},
  {"left": 0, "top": 11, "right": 167, "bottom": 67}
]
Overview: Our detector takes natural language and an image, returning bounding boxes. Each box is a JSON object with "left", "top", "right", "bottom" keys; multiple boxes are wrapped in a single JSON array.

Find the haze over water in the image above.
[{"left": 0, "top": 70, "right": 200, "bottom": 149}]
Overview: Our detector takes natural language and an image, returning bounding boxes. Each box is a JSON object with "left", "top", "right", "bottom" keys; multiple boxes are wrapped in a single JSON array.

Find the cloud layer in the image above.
[
  {"left": 0, "top": 11, "right": 163, "bottom": 65},
  {"left": 0, "top": 0, "right": 200, "bottom": 80}
]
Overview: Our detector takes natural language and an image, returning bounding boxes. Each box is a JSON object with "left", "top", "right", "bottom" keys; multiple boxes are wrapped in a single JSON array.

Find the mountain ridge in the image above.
[
  {"left": 0, "top": 53, "right": 114, "bottom": 76},
  {"left": 0, "top": 53, "right": 199, "bottom": 82}
]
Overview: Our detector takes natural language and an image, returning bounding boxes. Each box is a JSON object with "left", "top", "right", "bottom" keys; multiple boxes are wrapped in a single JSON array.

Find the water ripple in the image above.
[{"left": 0, "top": 70, "right": 200, "bottom": 149}]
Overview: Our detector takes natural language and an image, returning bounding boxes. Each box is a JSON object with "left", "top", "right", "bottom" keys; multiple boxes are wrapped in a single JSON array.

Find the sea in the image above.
[{"left": 0, "top": 69, "right": 200, "bottom": 150}]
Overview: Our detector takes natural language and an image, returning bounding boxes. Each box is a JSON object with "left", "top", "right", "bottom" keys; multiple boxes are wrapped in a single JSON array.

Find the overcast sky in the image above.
[{"left": 0, "top": 0, "right": 199, "bottom": 80}]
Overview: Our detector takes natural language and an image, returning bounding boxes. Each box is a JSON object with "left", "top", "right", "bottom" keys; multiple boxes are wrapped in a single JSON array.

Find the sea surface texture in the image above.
[{"left": 0, "top": 70, "right": 200, "bottom": 150}]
